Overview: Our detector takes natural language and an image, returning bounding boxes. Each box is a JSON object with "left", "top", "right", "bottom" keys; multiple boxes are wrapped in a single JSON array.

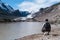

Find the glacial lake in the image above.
[{"left": 0, "top": 22, "right": 45, "bottom": 40}]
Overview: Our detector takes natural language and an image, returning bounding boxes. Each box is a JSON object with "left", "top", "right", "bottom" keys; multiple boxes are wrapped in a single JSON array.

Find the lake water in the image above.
[{"left": 0, "top": 22, "right": 44, "bottom": 40}]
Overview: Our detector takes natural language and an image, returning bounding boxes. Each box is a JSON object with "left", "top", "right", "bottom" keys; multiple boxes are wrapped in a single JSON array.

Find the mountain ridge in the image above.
[{"left": 24, "top": 2, "right": 60, "bottom": 23}]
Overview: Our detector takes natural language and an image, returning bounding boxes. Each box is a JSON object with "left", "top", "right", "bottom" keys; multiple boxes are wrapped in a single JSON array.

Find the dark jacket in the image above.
[{"left": 42, "top": 22, "right": 51, "bottom": 32}]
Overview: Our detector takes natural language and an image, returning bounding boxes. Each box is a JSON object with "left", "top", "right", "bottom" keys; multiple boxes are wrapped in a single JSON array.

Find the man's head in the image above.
[{"left": 45, "top": 19, "right": 48, "bottom": 22}]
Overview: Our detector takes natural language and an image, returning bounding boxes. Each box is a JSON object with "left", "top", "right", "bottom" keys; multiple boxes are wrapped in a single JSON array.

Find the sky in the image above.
[{"left": 2, "top": 0, "right": 60, "bottom": 13}]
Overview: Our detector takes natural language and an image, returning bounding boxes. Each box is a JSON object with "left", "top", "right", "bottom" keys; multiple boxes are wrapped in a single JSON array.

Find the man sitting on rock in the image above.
[{"left": 42, "top": 19, "right": 51, "bottom": 35}]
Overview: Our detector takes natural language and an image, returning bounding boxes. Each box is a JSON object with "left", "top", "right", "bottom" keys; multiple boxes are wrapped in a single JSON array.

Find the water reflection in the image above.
[{"left": 0, "top": 22, "right": 44, "bottom": 40}]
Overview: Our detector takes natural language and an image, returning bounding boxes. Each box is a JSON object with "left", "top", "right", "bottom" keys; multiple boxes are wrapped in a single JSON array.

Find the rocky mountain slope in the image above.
[{"left": 25, "top": 3, "right": 60, "bottom": 23}]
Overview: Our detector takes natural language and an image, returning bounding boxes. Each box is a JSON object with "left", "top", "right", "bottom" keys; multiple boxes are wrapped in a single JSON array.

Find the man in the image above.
[{"left": 42, "top": 19, "right": 51, "bottom": 35}]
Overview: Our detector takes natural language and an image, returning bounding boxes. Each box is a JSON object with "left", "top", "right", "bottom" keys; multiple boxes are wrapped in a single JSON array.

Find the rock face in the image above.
[
  {"left": 25, "top": 3, "right": 60, "bottom": 22},
  {"left": 34, "top": 3, "right": 60, "bottom": 22}
]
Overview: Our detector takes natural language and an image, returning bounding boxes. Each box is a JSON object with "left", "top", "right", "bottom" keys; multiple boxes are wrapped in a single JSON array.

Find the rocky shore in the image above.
[{"left": 15, "top": 24, "right": 60, "bottom": 40}]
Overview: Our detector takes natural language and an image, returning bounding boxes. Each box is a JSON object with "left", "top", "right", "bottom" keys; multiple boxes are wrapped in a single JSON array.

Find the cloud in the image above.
[
  {"left": 49, "top": 0, "right": 60, "bottom": 2},
  {"left": 34, "top": 0, "right": 48, "bottom": 4},
  {"left": 18, "top": 0, "right": 60, "bottom": 13},
  {"left": 18, "top": 1, "right": 40, "bottom": 13}
]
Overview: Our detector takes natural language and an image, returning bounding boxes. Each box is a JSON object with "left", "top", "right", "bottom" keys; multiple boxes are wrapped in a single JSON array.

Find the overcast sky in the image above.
[{"left": 2, "top": 0, "right": 60, "bottom": 13}]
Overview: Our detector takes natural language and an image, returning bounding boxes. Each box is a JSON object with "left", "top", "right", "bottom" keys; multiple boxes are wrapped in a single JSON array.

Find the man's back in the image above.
[{"left": 42, "top": 19, "right": 51, "bottom": 35}]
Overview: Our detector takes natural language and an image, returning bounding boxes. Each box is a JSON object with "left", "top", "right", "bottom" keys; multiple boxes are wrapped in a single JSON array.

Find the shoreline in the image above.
[{"left": 16, "top": 24, "right": 60, "bottom": 40}]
